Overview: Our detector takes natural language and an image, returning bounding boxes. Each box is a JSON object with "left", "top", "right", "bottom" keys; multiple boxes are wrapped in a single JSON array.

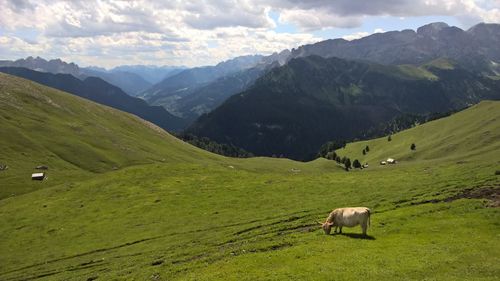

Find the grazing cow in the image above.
[{"left": 320, "top": 207, "right": 371, "bottom": 236}]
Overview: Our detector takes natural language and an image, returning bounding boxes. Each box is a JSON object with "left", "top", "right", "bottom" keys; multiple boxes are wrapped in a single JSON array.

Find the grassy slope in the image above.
[
  {"left": 0, "top": 73, "right": 223, "bottom": 198},
  {"left": 0, "top": 74, "right": 499, "bottom": 280},
  {"left": 335, "top": 101, "right": 500, "bottom": 165}
]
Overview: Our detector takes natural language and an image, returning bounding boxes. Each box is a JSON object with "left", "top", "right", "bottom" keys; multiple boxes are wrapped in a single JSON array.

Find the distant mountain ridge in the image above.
[
  {"left": 0, "top": 57, "right": 153, "bottom": 96},
  {"left": 142, "top": 22, "right": 500, "bottom": 124},
  {"left": 171, "top": 67, "right": 267, "bottom": 121},
  {"left": 287, "top": 22, "right": 500, "bottom": 74},
  {"left": 187, "top": 55, "right": 500, "bottom": 160},
  {"left": 0, "top": 56, "right": 80, "bottom": 76},
  {"left": 109, "top": 65, "right": 187, "bottom": 84},
  {"left": 142, "top": 54, "right": 264, "bottom": 101},
  {"left": 142, "top": 51, "right": 290, "bottom": 120},
  {"left": 0, "top": 67, "right": 187, "bottom": 131}
]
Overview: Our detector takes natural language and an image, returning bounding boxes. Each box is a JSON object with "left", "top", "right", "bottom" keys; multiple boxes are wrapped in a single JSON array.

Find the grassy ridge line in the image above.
[{"left": 335, "top": 100, "right": 500, "bottom": 165}]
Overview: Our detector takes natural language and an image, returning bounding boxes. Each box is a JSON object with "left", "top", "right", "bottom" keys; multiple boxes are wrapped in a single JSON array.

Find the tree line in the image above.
[{"left": 177, "top": 133, "right": 254, "bottom": 158}]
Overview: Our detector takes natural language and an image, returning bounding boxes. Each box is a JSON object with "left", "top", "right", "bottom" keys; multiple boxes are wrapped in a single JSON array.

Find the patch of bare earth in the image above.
[{"left": 412, "top": 185, "right": 500, "bottom": 207}]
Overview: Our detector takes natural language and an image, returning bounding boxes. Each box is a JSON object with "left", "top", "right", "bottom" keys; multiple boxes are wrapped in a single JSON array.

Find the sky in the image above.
[{"left": 0, "top": 0, "right": 499, "bottom": 68}]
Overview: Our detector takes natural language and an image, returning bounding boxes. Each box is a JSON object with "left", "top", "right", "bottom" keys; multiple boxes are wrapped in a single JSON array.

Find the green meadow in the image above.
[{"left": 0, "top": 73, "right": 499, "bottom": 280}]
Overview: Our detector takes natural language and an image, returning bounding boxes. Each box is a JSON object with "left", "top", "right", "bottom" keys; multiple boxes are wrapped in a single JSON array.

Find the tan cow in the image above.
[{"left": 320, "top": 207, "right": 371, "bottom": 235}]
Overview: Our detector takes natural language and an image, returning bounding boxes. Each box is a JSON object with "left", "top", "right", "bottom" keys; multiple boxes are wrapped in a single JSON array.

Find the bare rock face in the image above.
[
  {"left": 417, "top": 22, "right": 450, "bottom": 38},
  {"left": 0, "top": 56, "right": 80, "bottom": 76},
  {"left": 468, "top": 23, "right": 500, "bottom": 61},
  {"left": 288, "top": 22, "right": 500, "bottom": 69}
]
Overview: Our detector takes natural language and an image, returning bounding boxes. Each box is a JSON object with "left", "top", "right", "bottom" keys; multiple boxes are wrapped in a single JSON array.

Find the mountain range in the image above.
[
  {"left": 187, "top": 55, "right": 500, "bottom": 160},
  {"left": 141, "top": 51, "right": 290, "bottom": 120},
  {"left": 182, "top": 22, "right": 500, "bottom": 159},
  {"left": 140, "top": 22, "right": 500, "bottom": 124},
  {"left": 288, "top": 22, "right": 500, "bottom": 73},
  {"left": 0, "top": 57, "right": 183, "bottom": 96},
  {"left": 1, "top": 22, "right": 499, "bottom": 159},
  {"left": 108, "top": 65, "right": 187, "bottom": 84}
]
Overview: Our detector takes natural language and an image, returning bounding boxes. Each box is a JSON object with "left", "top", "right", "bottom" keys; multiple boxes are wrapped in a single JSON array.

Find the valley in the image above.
[{"left": 1, "top": 3, "right": 500, "bottom": 278}]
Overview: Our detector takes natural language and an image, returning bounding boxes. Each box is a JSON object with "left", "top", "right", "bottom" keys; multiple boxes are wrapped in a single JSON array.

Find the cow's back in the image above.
[{"left": 336, "top": 207, "right": 370, "bottom": 227}]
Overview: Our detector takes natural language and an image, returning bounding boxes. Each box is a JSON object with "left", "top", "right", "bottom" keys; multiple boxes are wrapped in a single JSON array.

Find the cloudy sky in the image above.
[{"left": 1, "top": 0, "right": 499, "bottom": 68}]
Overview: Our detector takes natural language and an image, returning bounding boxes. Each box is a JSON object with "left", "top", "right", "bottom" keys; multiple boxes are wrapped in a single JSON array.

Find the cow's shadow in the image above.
[{"left": 331, "top": 233, "right": 376, "bottom": 240}]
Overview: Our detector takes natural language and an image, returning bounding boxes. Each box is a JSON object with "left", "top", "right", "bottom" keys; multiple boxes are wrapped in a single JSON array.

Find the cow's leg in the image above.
[
  {"left": 339, "top": 226, "right": 343, "bottom": 234},
  {"left": 361, "top": 222, "right": 367, "bottom": 236},
  {"left": 334, "top": 226, "right": 338, "bottom": 234}
]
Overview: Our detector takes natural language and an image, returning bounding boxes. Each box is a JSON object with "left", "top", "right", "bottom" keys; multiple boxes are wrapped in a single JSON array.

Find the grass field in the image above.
[{"left": 0, "top": 73, "right": 499, "bottom": 280}]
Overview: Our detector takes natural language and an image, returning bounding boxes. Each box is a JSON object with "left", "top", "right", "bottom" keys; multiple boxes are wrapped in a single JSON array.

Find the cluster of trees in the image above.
[
  {"left": 317, "top": 140, "right": 346, "bottom": 158},
  {"left": 177, "top": 133, "right": 254, "bottom": 158},
  {"left": 338, "top": 156, "right": 364, "bottom": 171},
  {"left": 321, "top": 151, "right": 364, "bottom": 172},
  {"left": 318, "top": 142, "right": 369, "bottom": 171}
]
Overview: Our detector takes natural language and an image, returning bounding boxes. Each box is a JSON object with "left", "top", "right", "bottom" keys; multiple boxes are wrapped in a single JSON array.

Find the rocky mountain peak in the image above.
[{"left": 417, "top": 22, "right": 450, "bottom": 37}]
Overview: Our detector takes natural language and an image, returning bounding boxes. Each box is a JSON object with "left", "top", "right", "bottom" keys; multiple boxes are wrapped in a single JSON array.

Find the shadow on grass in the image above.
[{"left": 331, "top": 233, "right": 376, "bottom": 240}]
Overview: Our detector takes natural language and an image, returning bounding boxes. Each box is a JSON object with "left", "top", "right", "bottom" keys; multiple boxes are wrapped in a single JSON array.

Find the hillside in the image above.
[
  {"left": 188, "top": 56, "right": 500, "bottom": 160},
  {"left": 0, "top": 67, "right": 187, "bottom": 132},
  {"left": 0, "top": 73, "right": 498, "bottom": 280},
  {"left": 0, "top": 73, "right": 218, "bottom": 198},
  {"left": 335, "top": 101, "right": 500, "bottom": 165}
]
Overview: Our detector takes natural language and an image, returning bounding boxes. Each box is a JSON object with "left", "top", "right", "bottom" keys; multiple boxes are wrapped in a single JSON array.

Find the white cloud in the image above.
[
  {"left": 0, "top": 36, "right": 50, "bottom": 55},
  {"left": 0, "top": 0, "right": 498, "bottom": 68},
  {"left": 271, "top": 0, "right": 500, "bottom": 30},
  {"left": 279, "top": 9, "right": 361, "bottom": 31}
]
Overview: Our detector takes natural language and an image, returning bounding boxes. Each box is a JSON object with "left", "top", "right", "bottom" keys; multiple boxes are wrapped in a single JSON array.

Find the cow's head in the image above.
[{"left": 321, "top": 221, "right": 334, "bottom": 234}]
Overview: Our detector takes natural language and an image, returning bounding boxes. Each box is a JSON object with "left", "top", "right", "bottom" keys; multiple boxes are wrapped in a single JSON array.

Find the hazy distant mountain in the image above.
[
  {"left": 142, "top": 55, "right": 264, "bottom": 107},
  {"left": 172, "top": 67, "right": 267, "bottom": 121},
  {"left": 142, "top": 51, "right": 291, "bottom": 120},
  {"left": 0, "top": 67, "right": 187, "bottom": 131},
  {"left": 0, "top": 57, "right": 152, "bottom": 96},
  {"left": 288, "top": 22, "right": 500, "bottom": 73},
  {"left": 187, "top": 55, "right": 500, "bottom": 160},
  {"left": 258, "top": 49, "right": 291, "bottom": 67},
  {"left": 110, "top": 65, "right": 187, "bottom": 84},
  {"left": 80, "top": 68, "right": 152, "bottom": 96}
]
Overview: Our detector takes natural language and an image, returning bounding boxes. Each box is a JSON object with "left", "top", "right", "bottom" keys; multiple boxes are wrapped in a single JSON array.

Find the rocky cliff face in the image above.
[{"left": 287, "top": 23, "right": 500, "bottom": 70}]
